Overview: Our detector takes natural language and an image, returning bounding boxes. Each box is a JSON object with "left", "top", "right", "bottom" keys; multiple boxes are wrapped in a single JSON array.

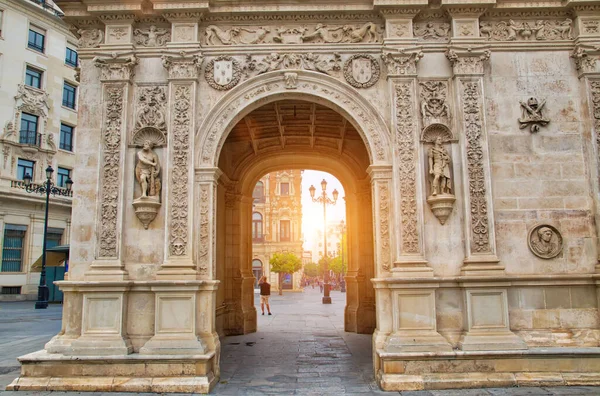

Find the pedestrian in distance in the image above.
[{"left": 258, "top": 275, "right": 272, "bottom": 315}]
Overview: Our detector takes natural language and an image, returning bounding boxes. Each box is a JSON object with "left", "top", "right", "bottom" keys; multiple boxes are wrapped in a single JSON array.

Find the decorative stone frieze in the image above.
[
  {"left": 76, "top": 28, "right": 104, "bottom": 48},
  {"left": 133, "top": 25, "right": 171, "bottom": 47},
  {"left": 382, "top": 50, "right": 424, "bottom": 77},
  {"left": 254, "top": 52, "right": 341, "bottom": 76},
  {"left": 161, "top": 55, "right": 204, "bottom": 80},
  {"left": 198, "top": 184, "right": 210, "bottom": 275},
  {"left": 479, "top": 19, "right": 573, "bottom": 41},
  {"left": 379, "top": 182, "right": 391, "bottom": 271},
  {"left": 413, "top": 22, "right": 450, "bottom": 41},
  {"left": 446, "top": 49, "right": 490, "bottom": 76},
  {"left": 205, "top": 56, "right": 242, "bottom": 90},
  {"left": 343, "top": 54, "right": 380, "bottom": 89},
  {"left": 98, "top": 85, "right": 125, "bottom": 258},
  {"left": 93, "top": 55, "right": 138, "bottom": 82},
  {"left": 202, "top": 22, "right": 382, "bottom": 45}
]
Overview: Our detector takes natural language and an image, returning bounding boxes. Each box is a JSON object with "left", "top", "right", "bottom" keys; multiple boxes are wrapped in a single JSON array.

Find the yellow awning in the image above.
[{"left": 30, "top": 251, "right": 68, "bottom": 271}]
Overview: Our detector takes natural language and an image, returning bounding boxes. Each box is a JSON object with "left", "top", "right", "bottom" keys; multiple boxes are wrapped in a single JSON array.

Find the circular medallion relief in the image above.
[
  {"left": 205, "top": 56, "right": 242, "bottom": 91},
  {"left": 343, "top": 54, "right": 380, "bottom": 89},
  {"left": 528, "top": 224, "right": 563, "bottom": 259}
]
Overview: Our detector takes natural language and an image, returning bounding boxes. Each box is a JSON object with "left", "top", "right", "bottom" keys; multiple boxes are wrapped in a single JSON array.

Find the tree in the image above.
[
  {"left": 329, "top": 256, "right": 344, "bottom": 275},
  {"left": 317, "top": 256, "right": 331, "bottom": 277},
  {"left": 269, "top": 252, "right": 302, "bottom": 295},
  {"left": 304, "top": 262, "right": 319, "bottom": 278}
]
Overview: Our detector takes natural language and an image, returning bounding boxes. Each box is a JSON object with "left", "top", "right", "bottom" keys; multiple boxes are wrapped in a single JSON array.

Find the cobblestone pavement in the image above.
[{"left": 1, "top": 289, "right": 599, "bottom": 395}]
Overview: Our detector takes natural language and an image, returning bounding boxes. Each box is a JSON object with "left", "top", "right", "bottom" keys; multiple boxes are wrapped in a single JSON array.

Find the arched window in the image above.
[
  {"left": 252, "top": 212, "right": 263, "bottom": 241},
  {"left": 253, "top": 181, "right": 265, "bottom": 203}
]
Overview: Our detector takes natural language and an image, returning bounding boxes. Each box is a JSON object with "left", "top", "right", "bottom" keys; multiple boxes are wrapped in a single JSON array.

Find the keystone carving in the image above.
[
  {"left": 134, "top": 25, "right": 170, "bottom": 47},
  {"left": 518, "top": 97, "right": 550, "bottom": 133},
  {"left": 480, "top": 19, "right": 573, "bottom": 41}
]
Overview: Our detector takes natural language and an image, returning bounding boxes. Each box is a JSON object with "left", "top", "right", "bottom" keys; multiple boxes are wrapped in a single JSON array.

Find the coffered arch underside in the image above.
[{"left": 196, "top": 70, "right": 393, "bottom": 169}]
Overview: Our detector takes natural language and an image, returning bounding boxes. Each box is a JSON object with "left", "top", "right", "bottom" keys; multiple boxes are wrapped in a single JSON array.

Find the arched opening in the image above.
[{"left": 213, "top": 98, "right": 377, "bottom": 338}]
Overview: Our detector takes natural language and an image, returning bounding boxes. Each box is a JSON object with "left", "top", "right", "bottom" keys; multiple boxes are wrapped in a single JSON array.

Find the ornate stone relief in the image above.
[
  {"left": 379, "top": 183, "right": 391, "bottom": 271},
  {"left": 284, "top": 72, "right": 298, "bottom": 89},
  {"left": 254, "top": 53, "right": 341, "bottom": 76},
  {"left": 461, "top": 81, "right": 491, "bottom": 253},
  {"left": 382, "top": 51, "right": 424, "bottom": 76},
  {"left": 571, "top": 46, "right": 600, "bottom": 74},
  {"left": 479, "top": 19, "right": 573, "bottom": 41},
  {"left": 77, "top": 28, "right": 104, "bottom": 48},
  {"left": 413, "top": 22, "right": 450, "bottom": 41},
  {"left": 169, "top": 85, "right": 192, "bottom": 256},
  {"left": 203, "top": 22, "right": 382, "bottom": 45},
  {"left": 528, "top": 224, "right": 563, "bottom": 259},
  {"left": 198, "top": 184, "right": 210, "bottom": 274},
  {"left": 419, "top": 81, "right": 451, "bottom": 127},
  {"left": 582, "top": 20, "right": 600, "bottom": 35},
  {"left": 425, "top": 136, "right": 455, "bottom": 225},
  {"left": 590, "top": 81, "right": 600, "bottom": 187},
  {"left": 133, "top": 25, "right": 170, "bottom": 47},
  {"left": 99, "top": 85, "right": 125, "bottom": 258},
  {"left": 395, "top": 83, "right": 419, "bottom": 253},
  {"left": 161, "top": 55, "right": 204, "bottom": 80},
  {"left": 518, "top": 97, "right": 550, "bottom": 133},
  {"left": 133, "top": 137, "right": 162, "bottom": 229},
  {"left": 135, "top": 86, "right": 167, "bottom": 134},
  {"left": 205, "top": 56, "right": 242, "bottom": 90},
  {"left": 343, "top": 54, "right": 380, "bottom": 89},
  {"left": 446, "top": 50, "right": 490, "bottom": 76},
  {"left": 15, "top": 84, "right": 50, "bottom": 118},
  {"left": 94, "top": 55, "right": 138, "bottom": 82}
]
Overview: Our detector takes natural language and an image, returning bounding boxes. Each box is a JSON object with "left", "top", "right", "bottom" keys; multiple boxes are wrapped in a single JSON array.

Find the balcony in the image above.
[
  {"left": 11, "top": 180, "right": 73, "bottom": 197},
  {"left": 19, "top": 130, "right": 42, "bottom": 148},
  {"left": 27, "top": 0, "right": 64, "bottom": 17}
]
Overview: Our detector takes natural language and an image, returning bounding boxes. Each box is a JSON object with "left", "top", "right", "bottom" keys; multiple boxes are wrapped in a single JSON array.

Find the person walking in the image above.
[{"left": 258, "top": 276, "right": 272, "bottom": 315}]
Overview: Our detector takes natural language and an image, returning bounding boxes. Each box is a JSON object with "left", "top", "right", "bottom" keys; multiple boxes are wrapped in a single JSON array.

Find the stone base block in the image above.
[
  {"left": 140, "top": 336, "right": 207, "bottom": 355},
  {"left": 459, "top": 331, "right": 528, "bottom": 351},
  {"left": 6, "top": 350, "right": 217, "bottom": 394},
  {"left": 377, "top": 347, "right": 600, "bottom": 391},
  {"left": 384, "top": 331, "right": 453, "bottom": 353},
  {"left": 70, "top": 335, "right": 133, "bottom": 356}
]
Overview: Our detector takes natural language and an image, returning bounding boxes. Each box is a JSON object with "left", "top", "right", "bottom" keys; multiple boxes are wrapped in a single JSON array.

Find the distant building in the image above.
[
  {"left": 0, "top": 0, "right": 77, "bottom": 300},
  {"left": 251, "top": 170, "right": 304, "bottom": 291},
  {"left": 310, "top": 221, "right": 345, "bottom": 264}
]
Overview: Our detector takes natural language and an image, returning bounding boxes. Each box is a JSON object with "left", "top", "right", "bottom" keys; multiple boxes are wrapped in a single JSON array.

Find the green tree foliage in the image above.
[
  {"left": 329, "top": 256, "right": 345, "bottom": 275},
  {"left": 269, "top": 252, "right": 302, "bottom": 295},
  {"left": 304, "top": 262, "right": 319, "bottom": 277},
  {"left": 317, "top": 256, "right": 330, "bottom": 276}
]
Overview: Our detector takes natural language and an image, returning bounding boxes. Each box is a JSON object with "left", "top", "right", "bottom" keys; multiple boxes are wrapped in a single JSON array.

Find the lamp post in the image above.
[
  {"left": 309, "top": 179, "right": 338, "bottom": 304},
  {"left": 339, "top": 219, "right": 346, "bottom": 293},
  {"left": 22, "top": 166, "right": 73, "bottom": 309}
]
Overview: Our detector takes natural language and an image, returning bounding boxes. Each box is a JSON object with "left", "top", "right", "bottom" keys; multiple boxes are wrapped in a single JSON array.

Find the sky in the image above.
[{"left": 301, "top": 170, "right": 346, "bottom": 251}]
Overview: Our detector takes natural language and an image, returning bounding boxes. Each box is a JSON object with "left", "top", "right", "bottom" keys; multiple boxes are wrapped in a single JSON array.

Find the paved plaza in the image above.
[{"left": 1, "top": 288, "right": 599, "bottom": 395}]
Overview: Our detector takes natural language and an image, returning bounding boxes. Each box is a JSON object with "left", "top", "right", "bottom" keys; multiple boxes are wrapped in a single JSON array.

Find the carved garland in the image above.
[
  {"left": 379, "top": 183, "right": 390, "bottom": 271},
  {"left": 461, "top": 81, "right": 491, "bottom": 253},
  {"left": 395, "top": 83, "right": 419, "bottom": 254},
  {"left": 99, "top": 85, "right": 125, "bottom": 258},
  {"left": 343, "top": 54, "right": 380, "bottom": 89},
  {"left": 591, "top": 81, "right": 600, "bottom": 189},
  {"left": 205, "top": 56, "right": 242, "bottom": 91},
  {"left": 198, "top": 184, "right": 210, "bottom": 274},
  {"left": 169, "top": 85, "right": 192, "bottom": 256}
]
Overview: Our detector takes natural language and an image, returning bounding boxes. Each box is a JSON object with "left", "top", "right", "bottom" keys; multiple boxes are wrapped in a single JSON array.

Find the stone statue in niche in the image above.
[
  {"left": 135, "top": 140, "right": 161, "bottom": 199},
  {"left": 528, "top": 224, "right": 563, "bottom": 259},
  {"left": 423, "top": 127, "right": 456, "bottom": 225},
  {"left": 518, "top": 97, "right": 550, "bottom": 133},
  {"left": 428, "top": 137, "right": 452, "bottom": 196}
]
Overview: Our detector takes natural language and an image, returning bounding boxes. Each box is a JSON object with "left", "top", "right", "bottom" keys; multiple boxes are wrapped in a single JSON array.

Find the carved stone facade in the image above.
[{"left": 11, "top": 0, "right": 600, "bottom": 393}]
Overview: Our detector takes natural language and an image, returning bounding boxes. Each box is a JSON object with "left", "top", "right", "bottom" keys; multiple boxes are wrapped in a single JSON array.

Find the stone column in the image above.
[
  {"left": 85, "top": 55, "right": 138, "bottom": 281},
  {"left": 383, "top": 49, "right": 431, "bottom": 276},
  {"left": 45, "top": 286, "right": 83, "bottom": 353},
  {"left": 368, "top": 165, "right": 394, "bottom": 277},
  {"left": 446, "top": 45, "right": 525, "bottom": 350},
  {"left": 158, "top": 55, "right": 203, "bottom": 279}
]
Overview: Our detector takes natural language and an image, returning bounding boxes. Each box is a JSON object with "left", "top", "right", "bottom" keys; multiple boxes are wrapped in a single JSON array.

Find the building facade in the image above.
[
  {"left": 310, "top": 221, "right": 345, "bottom": 264},
  {"left": 251, "top": 170, "right": 304, "bottom": 291},
  {"left": 0, "top": 0, "right": 77, "bottom": 301},
  {"left": 9, "top": 0, "right": 600, "bottom": 392}
]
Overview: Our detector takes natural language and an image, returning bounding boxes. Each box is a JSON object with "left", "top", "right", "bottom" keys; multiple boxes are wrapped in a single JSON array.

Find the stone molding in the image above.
[
  {"left": 571, "top": 44, "right": 600, "bottom": 77},
  {"left": 161, "top": 54, "right": 204, "bottom": 81},
  {"left": 445, "top": 48, "right": 490, "bottom": 76},
  {"left": 382, "top": 49, "right": 424, "bottom": 77},
  {"left": 93, "top": 55, "right": 138, "bottom": 82}
]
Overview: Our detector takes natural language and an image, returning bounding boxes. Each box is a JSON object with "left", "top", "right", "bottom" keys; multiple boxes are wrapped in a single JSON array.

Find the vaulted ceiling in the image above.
[{"left": 218, "top": 100, "right": 371, "bottom": 180}]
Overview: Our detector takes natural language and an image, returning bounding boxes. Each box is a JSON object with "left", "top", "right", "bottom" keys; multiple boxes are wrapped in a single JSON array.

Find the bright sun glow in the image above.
[{"left": 301, "top": 170, "right": 346, "bottom": 252}]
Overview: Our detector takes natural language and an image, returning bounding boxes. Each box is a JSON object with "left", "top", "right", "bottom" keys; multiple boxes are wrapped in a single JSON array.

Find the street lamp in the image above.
[
  {"left": 309, "top": 178, "right": 338, "bottom": 304},
  {"left": 339, "top": 220, "right": 346, "bottom": 293},
  {"left": 22, "top": 166, "right": 73, "bottom": 309}
]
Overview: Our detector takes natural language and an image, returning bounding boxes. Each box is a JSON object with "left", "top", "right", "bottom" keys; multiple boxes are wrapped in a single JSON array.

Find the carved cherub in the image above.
[{"left": 134, "top": 25, "right": 170, "bottom": 47}]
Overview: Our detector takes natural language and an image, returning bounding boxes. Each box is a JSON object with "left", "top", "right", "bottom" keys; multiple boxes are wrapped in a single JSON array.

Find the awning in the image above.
[{"left": 30, "top": 245, "right": 70, "bottom": 271}]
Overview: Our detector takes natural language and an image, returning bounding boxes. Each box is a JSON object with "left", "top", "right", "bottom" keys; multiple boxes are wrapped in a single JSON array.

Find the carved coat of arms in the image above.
[
  {"left": 205, "top": 56, "right": 242, "bottom": 91},
  {"left": 343, "top": 54, "right": 380, "bottom": 89}
]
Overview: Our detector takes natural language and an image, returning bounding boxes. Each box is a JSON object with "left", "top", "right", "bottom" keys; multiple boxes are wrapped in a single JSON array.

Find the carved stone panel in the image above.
[
  {"left": 134, "top": 86, "right": 167, "bottom": 134},
  {"left": 343, "top": 54, "right": 380, "bottom": 89},
  {"left": 479, "top": 19, "right": 573, "bottom": 41},
  {"left": 134, "top": 25, "right": 170, "bottom": 47},
  {"left": 413, "top": 22, "right": 450, "bottom": 41},
  {"left": 418, "top": 80, "right": 451, "bottom": 128},
  {"left": 205, "top": 56, "right": 242, "bottom": 91},
  {"left": 77, "top": 28, "right": 104, "bottom": 48},
  {"left": 590, "top": 80, "right": 600, "bottom": 191},
  {"left": 528, "top": 224, "right": 563, "bottom": 259}
]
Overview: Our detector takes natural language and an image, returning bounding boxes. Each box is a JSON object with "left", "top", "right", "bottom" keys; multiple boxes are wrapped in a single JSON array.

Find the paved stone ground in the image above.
[{"left": 1, "top": 288, "right": 599, "bottom": 395}]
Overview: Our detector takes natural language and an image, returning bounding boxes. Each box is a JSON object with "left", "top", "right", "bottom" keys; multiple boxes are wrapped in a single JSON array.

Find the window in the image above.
[
  {"left": 0, "top": 10, "right": 4, "bottom": 37},
  {"left": 57, "top": 167, "right": 71, "bottom": 188},
  {"left": 1, "top": 286, "right": 21, "bottom": 295},
  {"left": 60, "top": 123, "right": 73, "bottom": 151},
  {"left": 25, "top": 66, "right": 42, "bottom": 89},
  {"left": 28, "top": 26, "right": 45, "bottom": 53},
  {"left": 252, "top": 212, "right": 263, "bottom": 242},
  {"left": 19, "top": 113, "right": 39, "bottom": 146},
  {"left": 17, "top": 159, "right": 34, "bottom": 180},
  {"left": 280, "top": 182, "right": 290, "bottom": 196},
  {"left": 62, "top": 81, "right": 76, "bottom": 109},
  {"left": 280, "top": 220, "right": 290, "bottom": 242},
  {"left": 253, "top": 181, "right": 264, "bottom": 203},
  {"left": 46, "top": 228, "right": 64, "bottom": 249},
  {"left": 1, "top": 225, "right": 27, "bottom": 272},
  {"left": 65, "top": 47, "right": 78, "bottom": 67}
]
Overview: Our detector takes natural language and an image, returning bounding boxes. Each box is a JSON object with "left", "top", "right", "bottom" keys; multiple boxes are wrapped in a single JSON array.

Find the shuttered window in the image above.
[{"left": 1, "top": 225, "right": 27, "bottom": 272}]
